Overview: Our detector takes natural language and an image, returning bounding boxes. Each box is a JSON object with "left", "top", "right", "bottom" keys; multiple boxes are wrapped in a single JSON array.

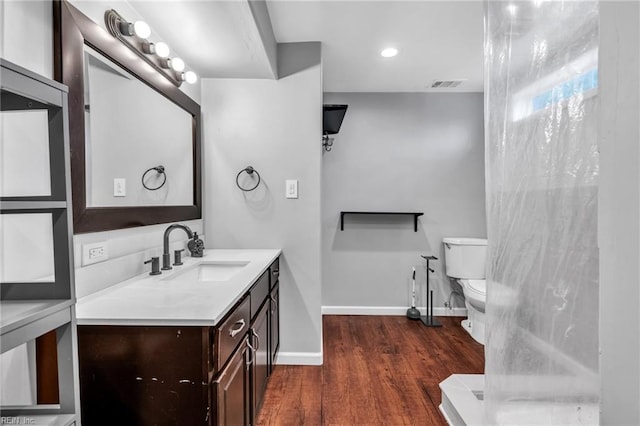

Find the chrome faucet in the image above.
[{"left": 162, "top": 224, "right": 194, "bottom": 270}]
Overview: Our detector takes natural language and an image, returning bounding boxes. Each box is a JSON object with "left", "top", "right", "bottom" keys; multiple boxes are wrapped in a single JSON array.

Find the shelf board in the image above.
[
  {"left": 1, "top": 300, "right": 74, "bottom": 353},
  {"left": 340, "top": 211, "right": 424, "bottom": 232},
  {"left": 0, "top": 413, "right": 76, "bottom": 426},
  {"left": 0, "top": 201, "right": 67, "bottom": 211}
]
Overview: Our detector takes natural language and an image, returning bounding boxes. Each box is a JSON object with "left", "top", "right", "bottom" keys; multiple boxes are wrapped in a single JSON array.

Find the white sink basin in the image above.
[{"left": 163, "top": 261, "right": 250, "bottom": 282}]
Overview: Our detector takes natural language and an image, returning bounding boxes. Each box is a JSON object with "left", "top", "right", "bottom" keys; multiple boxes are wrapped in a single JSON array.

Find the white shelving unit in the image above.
[{"left": 1, "top": 59, "right": 80, "bottom": 425}]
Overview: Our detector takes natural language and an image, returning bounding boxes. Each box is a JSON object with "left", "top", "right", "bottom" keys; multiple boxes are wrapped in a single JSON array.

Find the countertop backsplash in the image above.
[{"left": 73, "top": 219, "right": 204, "bottom": 299}]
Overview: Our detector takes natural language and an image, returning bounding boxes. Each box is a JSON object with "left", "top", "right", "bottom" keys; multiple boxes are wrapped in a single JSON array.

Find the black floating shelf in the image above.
[{"left": 340, "top": 211, "right": 424, "bottom": 232}]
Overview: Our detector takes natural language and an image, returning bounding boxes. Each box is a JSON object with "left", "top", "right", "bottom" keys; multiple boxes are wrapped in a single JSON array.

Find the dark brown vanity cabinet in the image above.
[{"left": 78, "top": 256, "right": 280, "bottom": 426}]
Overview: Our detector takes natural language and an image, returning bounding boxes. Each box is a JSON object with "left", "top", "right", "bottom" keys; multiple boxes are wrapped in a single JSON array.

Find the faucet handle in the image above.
[
  {"left": 174, "top": 249, "right": 185, "bottom": 266},
  {"left": 144, "top": 257, "right": 161, "bottom": 275}
]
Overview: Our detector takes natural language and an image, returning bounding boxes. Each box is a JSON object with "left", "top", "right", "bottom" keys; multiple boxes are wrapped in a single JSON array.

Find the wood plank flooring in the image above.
[{"left": 257, "top": 316, "right": 484, "bottom": 425}]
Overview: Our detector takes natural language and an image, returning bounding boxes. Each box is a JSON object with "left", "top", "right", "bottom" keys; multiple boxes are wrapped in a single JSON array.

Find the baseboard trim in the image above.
[
  {"left": 275, "top": 351, "right": 323, "bottom": 366},
  {"left": 321, "top": 306, "right": 467, "bottom": 317}
]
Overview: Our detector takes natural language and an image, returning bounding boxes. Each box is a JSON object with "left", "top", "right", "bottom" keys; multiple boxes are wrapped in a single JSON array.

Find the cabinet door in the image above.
[
  {"left": 250, "top": 300, "right": 270, "bottom": 423},
  {"left": 269, "top": 283, "right": 280, "bottom": 374},
  {"left": 213, "top": 339, "right": 250, "bottom": 426}
]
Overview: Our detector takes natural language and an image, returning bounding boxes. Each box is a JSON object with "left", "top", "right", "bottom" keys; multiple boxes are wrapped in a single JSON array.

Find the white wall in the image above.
[
  {"left": 202, "top": 42, "right": 323, "bottom": 364},
  {"left": 598, "top": 1, "right": 640, "bottom": 424},
  {"left": 322, "top": 92, "right": 485, "bottom": 313}
]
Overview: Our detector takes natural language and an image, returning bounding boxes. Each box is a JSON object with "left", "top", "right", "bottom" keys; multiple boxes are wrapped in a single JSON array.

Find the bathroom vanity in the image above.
[{"left": 75, "top": 250, "right": 281, "bottom": 425}]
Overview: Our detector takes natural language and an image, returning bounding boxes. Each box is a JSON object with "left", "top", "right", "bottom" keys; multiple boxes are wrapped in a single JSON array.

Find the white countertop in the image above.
[{"left": 76, "top": 249, "right": 281, "bottom": 326}]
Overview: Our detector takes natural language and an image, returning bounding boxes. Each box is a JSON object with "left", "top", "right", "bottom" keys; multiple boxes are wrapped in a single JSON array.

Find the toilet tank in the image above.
[{"left": 443, "top": 237, "right": 487, "bottom": 279}]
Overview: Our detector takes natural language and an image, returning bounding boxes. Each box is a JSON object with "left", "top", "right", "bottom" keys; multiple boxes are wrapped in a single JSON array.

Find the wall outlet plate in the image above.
[
  {"left": 113, "top": 178, "right": 126, "bottom": 197},
  {"left": 83, "top": 241, "right": 109, "bottom": 266},
  {"left": 286, "top": 179, "right": 298, "bottom": 199}
]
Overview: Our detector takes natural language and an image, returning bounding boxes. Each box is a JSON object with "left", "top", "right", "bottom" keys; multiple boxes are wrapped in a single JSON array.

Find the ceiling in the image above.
[
  {"left": 128, "top": 0, "right": 484, "bottom": 93},
  {"left": 266, "top": 1, "right": 484, "bottom": 92},
  {"left": 131, "top": 1, "right": 276, "bottom": 79}
]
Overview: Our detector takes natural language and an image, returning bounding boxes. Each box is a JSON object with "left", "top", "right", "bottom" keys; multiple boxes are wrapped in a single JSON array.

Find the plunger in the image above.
[{"left": 407, "top": 267, "right": 421, "bottom": 320}]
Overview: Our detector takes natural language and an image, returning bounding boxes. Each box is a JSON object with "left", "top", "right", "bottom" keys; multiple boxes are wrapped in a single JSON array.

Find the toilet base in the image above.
[{"left": 461, "top": 304, "right": 486, "bottom": 345}]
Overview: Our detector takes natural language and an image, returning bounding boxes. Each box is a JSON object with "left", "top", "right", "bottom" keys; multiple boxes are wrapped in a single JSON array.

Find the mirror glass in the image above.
[{"left": 83, "top": 47, "right": 193, "bottom": 207}]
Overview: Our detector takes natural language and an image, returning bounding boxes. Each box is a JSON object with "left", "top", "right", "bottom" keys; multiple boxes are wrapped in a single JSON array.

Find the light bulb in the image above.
[
  {"left": 133, "top": 21, "right": 151, "bottom": 39},
  {"left": 185, "top": 71, "right": 198, "bottom": 84},
  {"left": 170, "top": 57, "right": 185, "bottom": 72},
  {"left": 381, "top": 47, "right": 398, "bottom": 58},
  {"left": 155, "top": 42, "right": 170, "bottom": 58}
]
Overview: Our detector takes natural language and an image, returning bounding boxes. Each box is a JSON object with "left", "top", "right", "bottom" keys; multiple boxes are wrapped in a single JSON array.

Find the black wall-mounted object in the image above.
[
  {"left": 340, "top": 211, "right": 424, "bottom": 232},
  {"left": 323, "top": 104, "right": 348, "bottom": 135}
]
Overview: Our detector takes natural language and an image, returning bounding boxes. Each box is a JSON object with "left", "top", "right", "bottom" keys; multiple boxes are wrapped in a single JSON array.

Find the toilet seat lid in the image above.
[{"left": 465, "top": 279, "right": 486, "bottom": 294}]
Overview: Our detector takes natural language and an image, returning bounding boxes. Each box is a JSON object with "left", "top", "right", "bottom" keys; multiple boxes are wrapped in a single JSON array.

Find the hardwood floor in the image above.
[{"left": 257, "top": 315, "right": 484, "bottom": 425}]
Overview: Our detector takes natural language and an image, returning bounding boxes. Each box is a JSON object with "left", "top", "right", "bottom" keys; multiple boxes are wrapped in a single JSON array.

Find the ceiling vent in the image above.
[{"left": 431, "top": 79, "right": 465, "bottom": 88}]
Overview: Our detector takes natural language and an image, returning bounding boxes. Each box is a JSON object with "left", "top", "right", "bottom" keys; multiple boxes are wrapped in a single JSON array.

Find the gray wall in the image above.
[
  {"left": 598, "top": 1, "right": 640, "bottom": 423},
  {"left": 202, "top": 43, "right": 323, "bottom": 363},
  {"left": 322, "top": 92, "right": 485, "bottom": 311}
]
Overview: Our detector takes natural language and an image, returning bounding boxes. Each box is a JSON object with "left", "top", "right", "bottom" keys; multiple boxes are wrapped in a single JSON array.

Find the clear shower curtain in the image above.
[{"left": 484, "top": 1, "right": 599, "bottom": 424}]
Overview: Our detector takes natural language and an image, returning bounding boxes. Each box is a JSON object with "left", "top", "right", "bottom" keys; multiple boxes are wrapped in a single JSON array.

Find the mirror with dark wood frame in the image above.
[{"left": 53, "top": 0, "right": 201, "bottom": 234}]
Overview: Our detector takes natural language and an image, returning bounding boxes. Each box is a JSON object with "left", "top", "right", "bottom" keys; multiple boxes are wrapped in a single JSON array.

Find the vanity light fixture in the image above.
[
  {"left": 184, "top": 71, "right": 198, "bottom": 84},
  {"left": 142, "top": 41, "right": 155, "bottom": 55},
  {"left": 155, "top": 42, "right": 170, "bottom": 58},
  {"left": 170, "top": 57, "right": 185, "bottom": 72},
  {"left": 105, "top": 9, "right": 197, "bottom": 86},
  {"left": 118, "top": 20, "right": 150, "bottom": 38},
  {"left": 133, "top": 21, "right": 151, "bottom": 39}
]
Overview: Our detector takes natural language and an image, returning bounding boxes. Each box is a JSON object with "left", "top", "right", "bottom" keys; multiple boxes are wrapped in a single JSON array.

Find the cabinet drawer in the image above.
[
  {"left": 250, "top": 271, "right": 269, "bottom": 320},
  {"left": 269, "top": 257, "right": 280, "bottom": 289},
  {"left": 215, "top": 296, "right": 250, "bottom": 372},
  {"left": 211, "top": 337, "right": 250, "bottom": 426}
]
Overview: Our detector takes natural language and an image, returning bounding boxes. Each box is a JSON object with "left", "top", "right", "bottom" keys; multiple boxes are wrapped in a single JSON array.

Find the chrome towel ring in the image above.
[
  {"left": 142, "top": 165, "right": 167, "bottom": 190},
  {"left": 236, "top": 166, "right": 261, "bottom": 192}
]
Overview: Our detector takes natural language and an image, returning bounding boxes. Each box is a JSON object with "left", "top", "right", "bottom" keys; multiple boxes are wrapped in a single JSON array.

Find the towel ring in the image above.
[
  {"left": 142, "top": 165, "right": 167, "bottom": 191},
  {"left": 236, "top": 166, "right": 261, "bottom": 192}
]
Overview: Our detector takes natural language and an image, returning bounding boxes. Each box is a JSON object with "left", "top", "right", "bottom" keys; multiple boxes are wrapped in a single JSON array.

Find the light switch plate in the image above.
[
  {"left": 113, "top": 178, "right": 126, "bottom": 197},
  {"left": 286, "top": 180, "right": 298, "bottom": 199}
]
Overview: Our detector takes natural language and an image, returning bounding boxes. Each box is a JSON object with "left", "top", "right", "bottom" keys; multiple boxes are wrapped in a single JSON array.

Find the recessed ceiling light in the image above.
[
  {"left": 381, "top": 48, "right": 398, "bottom": 58},
  {"left": 507, "top": 4, "right": 518, "bottom": 16}
]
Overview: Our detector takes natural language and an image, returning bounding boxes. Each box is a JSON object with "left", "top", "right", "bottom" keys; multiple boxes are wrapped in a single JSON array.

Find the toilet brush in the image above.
[{"left": 407, "top": 267, "right": 421, "bottom": 320}]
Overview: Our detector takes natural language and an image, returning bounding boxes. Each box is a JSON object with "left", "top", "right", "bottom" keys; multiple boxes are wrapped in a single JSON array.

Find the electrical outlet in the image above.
[{"left": 83, "top": 242, "right": 109, "bottom": 266}]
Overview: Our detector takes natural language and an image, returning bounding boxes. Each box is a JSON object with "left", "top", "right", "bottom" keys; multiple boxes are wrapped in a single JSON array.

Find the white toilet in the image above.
[{"left": 442, "top": 237, "right": 487, "bottom": 345}]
